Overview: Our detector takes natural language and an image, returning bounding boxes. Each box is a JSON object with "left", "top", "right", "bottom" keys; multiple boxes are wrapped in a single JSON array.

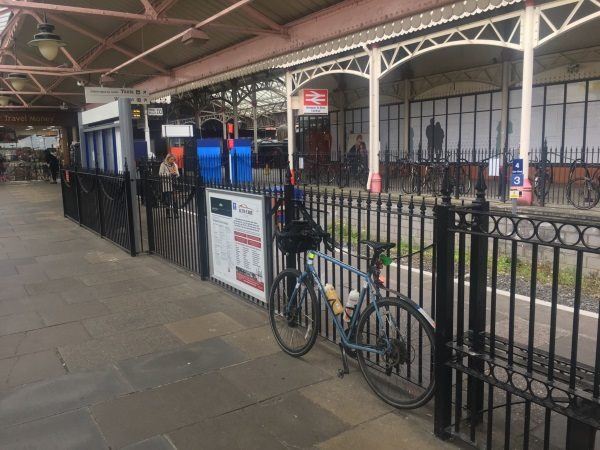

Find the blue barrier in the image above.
[
  {"left": 230, "top": 139, "right": 252, "bottom": 184},
  {"left": 197, "top": 139, "right": 222, "bottom": 183}
]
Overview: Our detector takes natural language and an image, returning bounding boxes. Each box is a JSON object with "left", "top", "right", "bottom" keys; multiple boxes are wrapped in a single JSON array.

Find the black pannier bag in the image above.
[{"left": 275, "top": 219, "right": 325, "bottom": 254}]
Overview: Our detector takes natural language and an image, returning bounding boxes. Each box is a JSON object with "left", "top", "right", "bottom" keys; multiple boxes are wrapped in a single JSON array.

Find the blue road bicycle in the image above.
[{"left": 269, "top": 216, "right": 436, "bottom": 409}]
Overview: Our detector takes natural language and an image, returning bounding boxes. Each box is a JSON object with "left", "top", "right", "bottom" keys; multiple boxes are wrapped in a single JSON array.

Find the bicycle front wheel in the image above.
[
  {"left": 268, "top": 269, "right": 319, "bottom": 357},
  {"left": 356, "top": 297, "right": 435, "bottom": 409}
]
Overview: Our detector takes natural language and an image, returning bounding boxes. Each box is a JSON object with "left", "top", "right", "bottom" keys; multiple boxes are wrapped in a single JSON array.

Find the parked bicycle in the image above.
[
  {"left": 566, "top": 159, "right": 600, "bottom": 210},
  {"left": 269, "top": 202, "right": 435, "bottom": 409}
]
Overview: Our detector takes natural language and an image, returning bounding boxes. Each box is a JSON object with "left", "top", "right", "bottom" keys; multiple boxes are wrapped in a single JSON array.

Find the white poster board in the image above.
[
  {"left": 206, "top": 189, "right": 268, "bottom": 302},
  {"left": 161, "top": 124, "right": 193, "bottom": 138}
]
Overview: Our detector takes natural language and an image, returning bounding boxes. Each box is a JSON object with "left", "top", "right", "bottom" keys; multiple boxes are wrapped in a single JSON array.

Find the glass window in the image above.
[
  {"left": 507, "top": 108, "right": 521, "bottom": 151},
  {"left": 491, "top": 110, "right": 502, "bottom": 153},
  {"left": 434, "top": 99, "right": 446, "bottom": 115},
  {"left": 530, "top": 105, "right": 544, "bottom": 151},
  {"left": 422, "top": 100, "right": 433, "bottom": 116},
  {"left": 492, "top": 92, "right": 502, "bottom": 110},
  {"left": 380, "top": 120, "right": 389, "bottom": 155},
  {"left": 509, "top": 89, "right": 522, "bottom": 108},
  {"left": 380, "top": 105, "right": 388, "bottom": 120},
  {"left": 532, "top": 86, "right": 544, "bottom": 107},
  {"left": 477, "top": 93, "right": 491, "bottom": 111},
  {"left": 391, "top": 103, "right": 399, "bottom": 119},
  {"left": 410, "top": 101, "right": 421, "bottom": 117},
  {"left": 446, "top": 114, "right": 460, "bottom": 150},
  {"left": 586, "top": 101, "right": 600, "bottom": 151},
  {"left": 546, "top": 84, "right": 564, "bottom": 105},
  {"left": 475, "top": 110, "right": 491, "bottom": 149},
  {"left": 461, "top": 112, "right": 475, "bottom": 149},
  {"left": 564, "top": 103, "right": 585, "bottom": 148},
  {"left": 588, "top": 81, "right": 600, "bottom": 101},
  {"left": 462, "top": 95, "right": 475, "bottom": 112},
  {"left": 567, "top": 81, "right": 586, "bottom": 103},
  {"left": 410, "top": 117, "right": 421, "bottom": 155},
  {"left": 544, "top": 104, "right": 563, "bottom": 150},
  {"left": 389, "top": 120, "right": 399, "bottom": 156},
  {"left": 448, "top": 97, "right": 460, "bottom": 114},
  {"left": 345, "top": 110, "right": 352, "bottom": 123}
]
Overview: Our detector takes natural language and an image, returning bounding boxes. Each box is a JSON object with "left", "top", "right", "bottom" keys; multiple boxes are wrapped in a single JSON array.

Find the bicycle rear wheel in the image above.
[
  {"left": 356, "top": 297, "right": 435, "bottom": 409},
  {"left": 566, "top": 178, "right": 600, "bottom": 210},
  {"left": 268, "top": 269, "right": 319, "bottom": 357}
]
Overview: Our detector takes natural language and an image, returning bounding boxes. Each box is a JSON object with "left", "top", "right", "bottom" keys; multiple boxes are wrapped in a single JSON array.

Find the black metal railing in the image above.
[
  {"left": 434, "top": 165, "right": 600, "bottom": 449},
  {"left": 60, "top": 167, "right": 135, "bottom": 255},
  {"left": 138, "top": 170, "right": 205, "bottom": 275}
]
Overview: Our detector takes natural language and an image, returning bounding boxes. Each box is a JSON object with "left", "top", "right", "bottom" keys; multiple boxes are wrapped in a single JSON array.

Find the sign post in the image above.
[{"left": 510, "top": 158, "right": 524, "bottom": 213}]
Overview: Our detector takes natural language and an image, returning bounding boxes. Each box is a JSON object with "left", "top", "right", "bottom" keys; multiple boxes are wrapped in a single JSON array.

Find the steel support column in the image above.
[
  {"left": 518, "top": 0, "right": 534, "bottom": 205},
  {"left": 369, "top": 46, "right": 381, "bottom": 192},
  {"left": 252, "top": 83, "right": 258, "bottom": 157},
  {"left": 143, "top": 104, "right": 152, "bottom": 158},
  {"left": 499, "top": 61, "right": 510, "bottom": 202},
  {"left": 232, "top": 85, "right": 239, "bottom": 139},
  {"left": 285, "top": 71, "right": 295, "bottom": 171},
  {"left": 403, "top": 79, "right": 411, "bottom": 157}
]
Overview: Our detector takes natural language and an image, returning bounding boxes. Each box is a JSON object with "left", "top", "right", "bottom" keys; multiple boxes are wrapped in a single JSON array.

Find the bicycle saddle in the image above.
[{"left": 359, "top": 240, "right": 395, "bottom": 252}]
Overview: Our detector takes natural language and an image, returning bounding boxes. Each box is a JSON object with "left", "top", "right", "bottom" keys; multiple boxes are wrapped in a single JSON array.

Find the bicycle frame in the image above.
[{"left": 285, "top": 249, "right": 391, "bottom": 356}]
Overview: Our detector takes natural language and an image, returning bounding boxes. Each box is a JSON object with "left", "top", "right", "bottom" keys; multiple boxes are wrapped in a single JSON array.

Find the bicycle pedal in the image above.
[{"left": 337, "top": 369, "right": 345, "bottom": 379}]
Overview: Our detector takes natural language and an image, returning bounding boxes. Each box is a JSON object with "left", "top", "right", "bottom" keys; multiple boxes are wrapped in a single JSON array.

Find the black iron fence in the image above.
[
  {"left": 62, "top": 159, "right": 600, "bottom": 449},
  {"left": 60, "top": 167, "right": 136, "bottom": 255},
  {"left": 434, "top": 168, "right": 600, "bottom": 449}
]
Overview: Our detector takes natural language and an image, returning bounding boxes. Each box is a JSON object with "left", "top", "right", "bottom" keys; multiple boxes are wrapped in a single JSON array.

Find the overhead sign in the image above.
[
  {"left": 85, "top": 87, "right": 149, "bottom": 104},
  {"left": 206, "top": 189, "right": 268, "bottom": 301},
  {"left": 147, "top": 107, "right": 163, "bottom": 117},
  {"left": 161, "top": 124, "right": 193, "bottom": 138},
  {"left": 300, "top": 89, "right": 328, "bottom": 114}
]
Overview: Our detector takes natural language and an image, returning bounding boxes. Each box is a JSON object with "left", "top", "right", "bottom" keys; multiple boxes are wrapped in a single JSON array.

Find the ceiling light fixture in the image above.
[
  {"left": 28, "top": 22, "right": 66, "bottom": 61},
  {"left": 6, "top": 73, "right": 27, "bottom": 91},
  {"left": 0, "top": 96, "right": 10, "bottom": 106}
]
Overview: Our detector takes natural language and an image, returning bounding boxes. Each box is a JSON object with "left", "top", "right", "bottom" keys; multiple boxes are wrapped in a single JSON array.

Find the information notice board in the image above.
[{"left": 206, "top": 189, "right": 268, "bottom": 302}]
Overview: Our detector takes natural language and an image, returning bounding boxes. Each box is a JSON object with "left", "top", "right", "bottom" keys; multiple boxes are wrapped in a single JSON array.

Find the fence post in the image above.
[
  {"left": 466, "top": 163, "right": 489, "bottom": 427},
  {"left": 74, "top": 166, "right": 82, "bottom": 226},
  {"left": 284, "top": 167, "right": 296, "bottom": 271},
  {"left": 384, "top": 145, "right": 390, "bottom": 192},
  {"left": 95, "top": 165, "right": 105, "bottom": 237},
  {"left": 142, "top": 166, "right": 155, "bottom": 254},
  {"left": 539, "top": 143, "right": 548, "bottom": 206},
  {"left": 434, "top": 164, "right": 455, "bottom": 440},
  {"left": 196, "top": 175, "right": 210, "bottom": 280},
  {"left": 123, "top": 165, "right": 137, "bottom": 257}
]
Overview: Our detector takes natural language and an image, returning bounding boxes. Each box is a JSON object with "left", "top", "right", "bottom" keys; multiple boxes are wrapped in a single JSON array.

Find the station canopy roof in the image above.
[{"left": 0, "top": 0, "right": 345, "bottom": 110}]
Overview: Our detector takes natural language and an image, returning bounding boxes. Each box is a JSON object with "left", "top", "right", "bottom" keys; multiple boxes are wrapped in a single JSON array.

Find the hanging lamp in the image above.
[{"left": 28, "top": 22, "right": 66, "bottom": 61}]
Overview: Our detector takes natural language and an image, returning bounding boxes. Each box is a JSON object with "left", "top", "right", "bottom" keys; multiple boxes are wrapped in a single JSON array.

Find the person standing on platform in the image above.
[
  {"left": 45, "top": 149, "right": 59, "bottom": 184},
  {"left": 159, "top": 154, "right": 180, "bottom": 219}
]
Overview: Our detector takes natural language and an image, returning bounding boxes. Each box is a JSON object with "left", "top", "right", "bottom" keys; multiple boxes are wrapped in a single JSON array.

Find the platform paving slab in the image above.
[
  {"left": 0, "top": 366, "right": 132, "bottom": 428},
  {"left": 122, "top": 435, "right": 176, "bottom": 450},
  {"left": 58, "top": 325, "right": 183, "bottom": 371},
  {"left": 91, "top": 371, "right": 254, "bottom": 448},
  {"left": 1, "top": 349, "right": 66, "bottom": 390},
  {"left": 165, "top": 311, "right": 247, "bottom": 344},
  {"left": 0, "top": 409, "right": 108, "bottom": 450},
  {"left": 117, "top": 337, "right": 248, "bottom": 391}
]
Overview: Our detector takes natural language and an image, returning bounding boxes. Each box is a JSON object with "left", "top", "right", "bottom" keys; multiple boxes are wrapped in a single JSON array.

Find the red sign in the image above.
[{"left": 301, "top": 89, "right": 328, "bottom": 114}]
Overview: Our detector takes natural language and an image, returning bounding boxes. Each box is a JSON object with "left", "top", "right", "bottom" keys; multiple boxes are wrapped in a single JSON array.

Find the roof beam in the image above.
[
  {"left": 0, "top": 90, "right": 82, "bottom": 95},
  {"left": 104, "top": 0, "right": 253, "bottom": 77},
  {"left": 0, "top": 0, "right": 197, "bottom": 26},
  {"left": 205, "top": 22, "right": 287, "bottom": 37},
  {"left": 39, "top": 0, "right": 180, "bottom": 104},
  {"left": 45, "top": 13, "right": 168, "bottom": 73},
  {"left": 235, "top": 3, "right": 284, "bottom": 32}
]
